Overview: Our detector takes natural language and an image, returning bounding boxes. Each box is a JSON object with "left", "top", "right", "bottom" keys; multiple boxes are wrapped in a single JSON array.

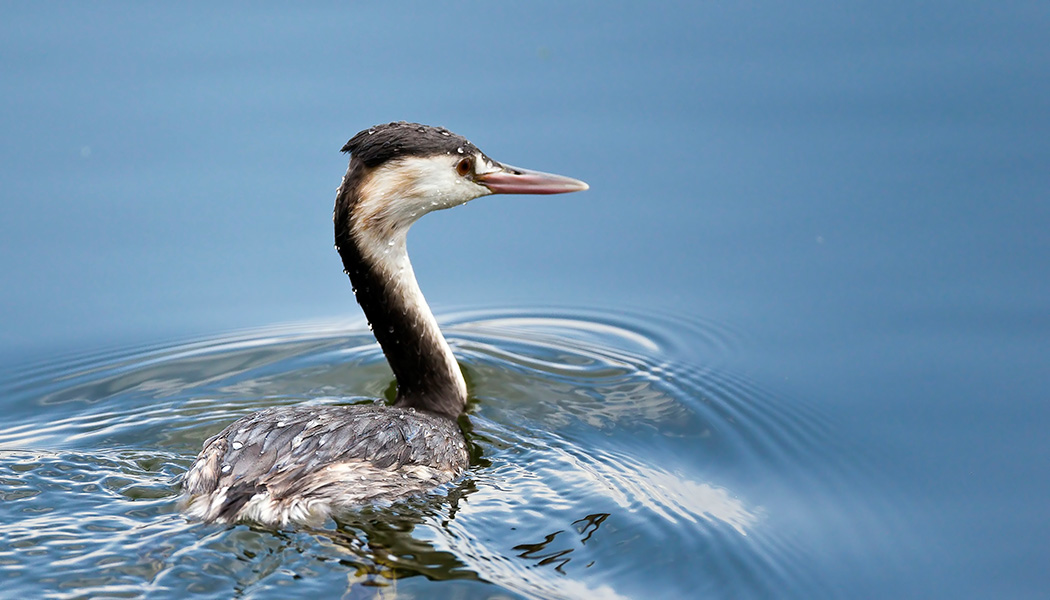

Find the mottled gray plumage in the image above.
[{"left": 182, "top": 404, "right": 467, "bottom": 526}]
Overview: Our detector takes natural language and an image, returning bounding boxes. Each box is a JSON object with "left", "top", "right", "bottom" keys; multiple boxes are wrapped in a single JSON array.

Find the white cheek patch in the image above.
[{"left": 354, "top": 155, "right": 490, "bottom": 241}]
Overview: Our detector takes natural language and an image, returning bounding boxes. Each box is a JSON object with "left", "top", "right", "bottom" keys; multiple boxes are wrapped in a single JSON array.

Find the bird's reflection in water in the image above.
[
  {"left": 277, "top": 482, "right": 619, "bottom": 599},
  {"left": 304, "top": 479, "right": 482, "bottom": 594}
]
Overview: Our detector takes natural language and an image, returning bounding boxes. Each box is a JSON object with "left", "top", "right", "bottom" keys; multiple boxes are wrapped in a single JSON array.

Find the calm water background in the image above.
[{"left": 1, "top": 2, "right": 1048, "bottom": 598}]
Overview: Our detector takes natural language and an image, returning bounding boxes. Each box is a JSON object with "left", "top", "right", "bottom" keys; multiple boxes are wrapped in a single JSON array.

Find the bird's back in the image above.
[{"left": 181, "top": 404, "right": 468, "bottom": 526}]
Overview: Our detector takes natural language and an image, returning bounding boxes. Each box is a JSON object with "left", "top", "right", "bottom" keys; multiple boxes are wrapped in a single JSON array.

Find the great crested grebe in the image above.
[{"left": 181, "top": 122, "right": 588, "bottom": 527}]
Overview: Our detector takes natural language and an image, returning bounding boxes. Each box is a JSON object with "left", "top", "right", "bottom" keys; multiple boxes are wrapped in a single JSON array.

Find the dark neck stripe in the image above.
[{"left": 334, "top": 159, "right": 466, "bottom": 419}]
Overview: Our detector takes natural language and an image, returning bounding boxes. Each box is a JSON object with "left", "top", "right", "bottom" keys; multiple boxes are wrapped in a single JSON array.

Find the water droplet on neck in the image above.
[{"left": 457, "top": 147, "right": 464, "bottom": 154}]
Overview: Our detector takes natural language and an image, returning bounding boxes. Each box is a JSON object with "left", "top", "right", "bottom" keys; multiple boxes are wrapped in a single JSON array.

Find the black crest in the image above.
[{"left": 342, "top": 122, "right": 480, "bottom": 167}]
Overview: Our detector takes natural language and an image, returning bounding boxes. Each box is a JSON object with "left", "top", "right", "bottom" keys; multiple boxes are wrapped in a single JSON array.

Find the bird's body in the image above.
[
  {"left": 181, "top": 404, "right": 467, "bottom": 525},
  {"left": 180, "top": 122, "right": 587, "bottom": 527}
]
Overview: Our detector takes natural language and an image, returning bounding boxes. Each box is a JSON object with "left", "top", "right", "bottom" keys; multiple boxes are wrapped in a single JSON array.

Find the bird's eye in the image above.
[{"left": 456, "top": 157, "right": 474, "bottom": 177}]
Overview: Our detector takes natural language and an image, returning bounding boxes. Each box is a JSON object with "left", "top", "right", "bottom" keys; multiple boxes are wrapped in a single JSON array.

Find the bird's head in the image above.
[{"left": 337, "top": 122, "right": 588, "bottom": 237}]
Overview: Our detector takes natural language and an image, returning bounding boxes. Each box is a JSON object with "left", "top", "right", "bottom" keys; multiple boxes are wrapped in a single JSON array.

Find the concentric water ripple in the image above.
[{"left": 0, "top": 309, "right": 878, "bottom": 599}]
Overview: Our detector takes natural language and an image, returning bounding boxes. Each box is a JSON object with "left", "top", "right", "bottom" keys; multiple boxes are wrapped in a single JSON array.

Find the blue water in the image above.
[{"left": 1, "top": 2, "right": 1048, "bottom": 598}]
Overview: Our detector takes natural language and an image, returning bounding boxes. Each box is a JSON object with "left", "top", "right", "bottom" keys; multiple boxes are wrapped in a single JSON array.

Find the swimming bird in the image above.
[{"left": 180, "top": 122, "right": 588, "bottom": 527}]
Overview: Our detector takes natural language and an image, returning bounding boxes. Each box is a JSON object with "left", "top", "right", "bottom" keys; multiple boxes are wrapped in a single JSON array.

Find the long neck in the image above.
[{"left": 334, "top": 162, "right": 468, "bottom": 419}]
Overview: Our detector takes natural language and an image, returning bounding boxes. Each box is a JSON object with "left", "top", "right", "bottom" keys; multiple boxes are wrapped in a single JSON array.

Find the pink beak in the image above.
[{"left": 478, "top": 164, "right": 589, "bottom": 195}]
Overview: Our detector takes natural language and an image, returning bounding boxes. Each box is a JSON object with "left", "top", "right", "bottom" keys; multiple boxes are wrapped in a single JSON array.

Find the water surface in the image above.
[{"left": 0, "top": 310, "right": 890, "bottom": 598}]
